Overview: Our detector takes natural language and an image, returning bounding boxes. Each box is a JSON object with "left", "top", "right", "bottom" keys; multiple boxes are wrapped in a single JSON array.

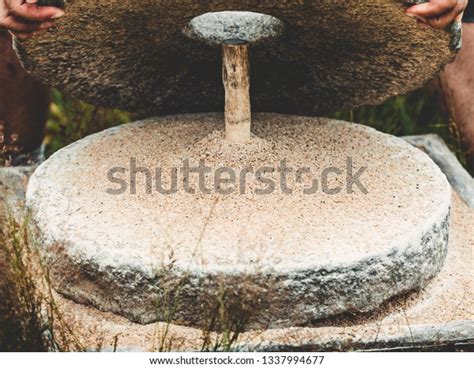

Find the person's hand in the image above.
[
  {"left": 0, "top": 0, "right": 64, "bottom": 40},
  {"left": 406, "top": 0, "right": 468, "bottom": 29}
]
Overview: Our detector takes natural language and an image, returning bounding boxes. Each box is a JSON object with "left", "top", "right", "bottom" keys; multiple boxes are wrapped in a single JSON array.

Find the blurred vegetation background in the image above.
[
  {"left": 45, "top": 89, "right": 132, "bottom": 157},
  {"left": 45, "top": 83, "right": 469, "bottom": 171}
]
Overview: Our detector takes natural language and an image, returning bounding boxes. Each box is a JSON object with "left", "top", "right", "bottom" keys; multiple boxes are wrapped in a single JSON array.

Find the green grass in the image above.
[
  {"left": 0, "top": 214, "right": 84, "bottom": 352},
  {"left": 45, "top": 90, "right": 133, "bottom": 158},
  {"left": 45, "top": 87, "right": 468, "bottom": 171},
  {"left": 330, "top": 88, "right": 467, "bottom": 168}
]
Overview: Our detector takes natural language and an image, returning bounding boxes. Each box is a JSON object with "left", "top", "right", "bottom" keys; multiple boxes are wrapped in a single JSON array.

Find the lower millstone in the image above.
[{"left": 26, "top": 114, "right": 451, "bottom": 329}]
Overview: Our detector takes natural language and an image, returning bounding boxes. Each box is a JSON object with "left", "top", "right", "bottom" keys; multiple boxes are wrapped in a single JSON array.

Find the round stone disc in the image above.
[
  {"left": 16, "top": 0, "right": 458, "bottom": 116},
  {"left": 27, "top": 114, "right": 451, "bottom": 328}
]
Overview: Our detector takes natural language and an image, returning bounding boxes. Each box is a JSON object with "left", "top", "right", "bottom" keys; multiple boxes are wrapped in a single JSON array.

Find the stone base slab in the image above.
[{"left": 51, "top": 193, "right": 473, "bottom": 351}]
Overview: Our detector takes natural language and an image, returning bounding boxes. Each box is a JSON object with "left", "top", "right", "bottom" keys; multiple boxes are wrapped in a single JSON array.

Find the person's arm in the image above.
[
  {"left": 406, "top": 0, "right": 468, "bottom": 29},
  {"left": 0, "top": 0, "right": 63, "bottom": 39}
]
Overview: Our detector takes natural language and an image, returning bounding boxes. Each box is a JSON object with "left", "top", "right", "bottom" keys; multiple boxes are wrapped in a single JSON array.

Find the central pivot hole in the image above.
[{"left": 184, "top": 11, "right": 284, "bottom": 143}]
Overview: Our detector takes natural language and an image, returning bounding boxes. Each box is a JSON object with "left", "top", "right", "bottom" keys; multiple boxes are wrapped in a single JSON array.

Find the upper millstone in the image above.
[{"left": 17, "top": 0, "right": 458, "bottom": 117}]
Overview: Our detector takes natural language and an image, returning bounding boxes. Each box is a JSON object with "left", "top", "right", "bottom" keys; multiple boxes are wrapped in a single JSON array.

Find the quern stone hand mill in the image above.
[{"left": 19, "top": 0, "right": 458, "bottom": 329}]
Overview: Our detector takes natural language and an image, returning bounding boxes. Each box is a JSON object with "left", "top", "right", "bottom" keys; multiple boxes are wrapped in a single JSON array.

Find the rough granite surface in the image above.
[
  {"left": 17, "top": 0, "right": 458, "bottom": 116},
  {"left": 183, "top": 11, "right": 285, "bottom": 46},
  {"left": 26, "top": 114, "right": 452, "bottom": 329}
]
